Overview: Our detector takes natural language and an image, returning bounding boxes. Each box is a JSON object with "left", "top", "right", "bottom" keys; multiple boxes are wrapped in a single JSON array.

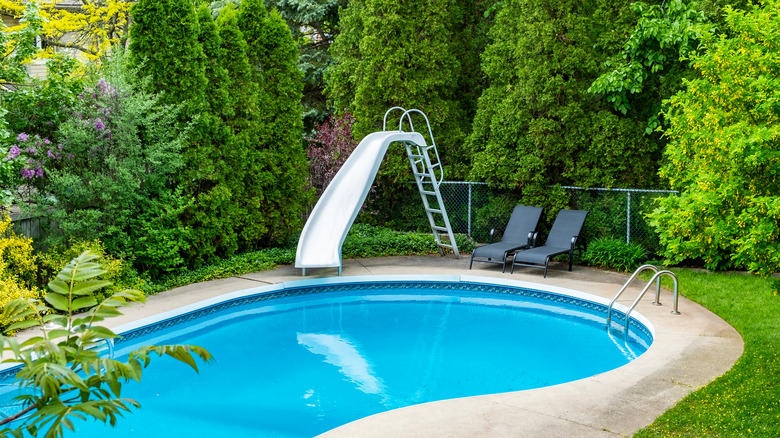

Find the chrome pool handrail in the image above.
[
  {"left": 622, "top": 270, "right": 680, "bottom": 335},
  {"left": 606, "top": 264, "right": 660, "bottom": 326}
]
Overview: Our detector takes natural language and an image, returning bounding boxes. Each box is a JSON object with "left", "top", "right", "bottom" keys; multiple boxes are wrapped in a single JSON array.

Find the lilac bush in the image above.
[
  {"left": 27, "top": 50, "right": 187, "bottom": 276},
  {"left": 1, "top": 131, "right": 64, "bottom": 201}
]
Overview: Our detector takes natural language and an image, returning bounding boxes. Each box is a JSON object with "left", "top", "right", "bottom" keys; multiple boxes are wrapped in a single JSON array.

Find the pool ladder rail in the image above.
[{"left": 606, "top": 264, "right": 680, "bottom": 336}]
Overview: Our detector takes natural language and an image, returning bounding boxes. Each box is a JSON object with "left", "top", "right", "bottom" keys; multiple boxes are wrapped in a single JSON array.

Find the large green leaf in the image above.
[
  {"left": 70, "top": 297, "right": 98, "bottom": 311},
  {"left": 85, "top": 326, "right": 118, "bottom": 340},
  {"left": 4, "top": 319, "right": 40, "bottom": 333},
  {"left": 43, "top": 294, "right": 70, "bottom": 312},
  {"left": 71, "top": 280, "right": 112, "bottom": 297},
  {"left": 47, "top": 279, "right": 70, "bottom": 296}
]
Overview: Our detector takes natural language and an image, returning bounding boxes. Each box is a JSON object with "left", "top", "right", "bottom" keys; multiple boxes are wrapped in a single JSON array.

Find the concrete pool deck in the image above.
[{"left": 105, "top": 255, "right": 743, "bottom": 438}]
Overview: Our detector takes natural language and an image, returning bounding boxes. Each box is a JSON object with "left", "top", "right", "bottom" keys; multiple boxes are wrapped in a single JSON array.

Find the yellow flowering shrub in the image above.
[
  {"left": 0, "top": 214, "right": 36, "bottom": 284},
  {"left": 0, "top": 214, "right": 40, "bottom": 327}
]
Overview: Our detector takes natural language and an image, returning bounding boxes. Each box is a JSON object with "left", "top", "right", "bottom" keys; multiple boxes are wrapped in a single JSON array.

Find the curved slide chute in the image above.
[{"left": 295, "top": 131, "right": 426, "bottom": 275}]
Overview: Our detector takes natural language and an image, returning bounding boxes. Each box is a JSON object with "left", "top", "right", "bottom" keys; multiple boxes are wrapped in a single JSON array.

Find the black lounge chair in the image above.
[
  {"left": 510, "top": 209, "right": 588, "bottom": 277},
  {"left": 469, "top": 205, "right": 543, "bottom": 273}
]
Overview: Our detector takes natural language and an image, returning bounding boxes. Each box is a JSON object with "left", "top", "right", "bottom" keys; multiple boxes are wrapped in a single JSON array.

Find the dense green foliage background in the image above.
[
  {"left": 469, "top": 0, "right": 658, "bottom": 206},
  {"left": 1, "top": 0, "right": 780, "bottom": 434},
  {"left": 128, "top": 0, "right": 309, "bottom": 268},
  {"left": 648, "top": 0, "right": 780, "bottom": 276},
  {"left": 1, "top": 0, "right": 778, "bottom": 277}
]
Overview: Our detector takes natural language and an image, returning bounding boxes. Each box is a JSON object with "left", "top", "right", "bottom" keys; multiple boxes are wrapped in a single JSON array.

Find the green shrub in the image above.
[
  {"left": 29, "top": 50, "right": 187, "bottom": 278},
  {"left": 37, "top": 239, "right": 146, "bottom": 301},
  {"left": 342, "top": 223, "right": 476, "bottom": 258},
  {"left": 582, "top": 237, "right": 649, "bottom": 272},
  {"left": 648, "top": 0, "right": 780, "bottom": 276}
]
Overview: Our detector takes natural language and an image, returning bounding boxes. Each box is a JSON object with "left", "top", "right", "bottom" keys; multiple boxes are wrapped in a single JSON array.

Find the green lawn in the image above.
[{"left": 634, "top": 270, "right": 780, "bottom": 437}]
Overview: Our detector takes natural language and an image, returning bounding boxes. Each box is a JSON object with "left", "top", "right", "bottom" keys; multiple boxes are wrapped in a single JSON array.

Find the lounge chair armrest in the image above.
[
  {"left": 528, "top": 231, "right": 538, "bottom": 248},
  {"left": 489, "top": 228, "right": 496, "bottom": 244},
  {"left": 570, "top": 235, "right": 579, "bottom": 250}
]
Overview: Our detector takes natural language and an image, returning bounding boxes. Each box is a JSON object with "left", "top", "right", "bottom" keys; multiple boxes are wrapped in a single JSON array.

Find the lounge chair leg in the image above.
[
  {"left": 543, "top": 256, "right": 550, "bottom": 278},
  {"left": 469, "top": 255, "right": 474, "bottom": 270},
  {"left": 569, "top": 251, "right": 573, "bottom": 271}
]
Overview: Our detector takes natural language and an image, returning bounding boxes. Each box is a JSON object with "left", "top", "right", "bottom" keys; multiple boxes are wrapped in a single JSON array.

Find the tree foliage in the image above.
[
  {"left": 648, "top": 0, "right": 780, "bottom": 276},
  {"left": 237, "top": 0, "right": 309, "bottom": 245},
  {"left": 468, "top": 0, "right": 659, "bottom": 213},
  {"left": 0, "top": 251, "right": 211, "bottom": 438},
  {"left": 267, "top": 0, "right": 347, "bottom": 132},
  {"left": 0, "top": 1, "right": 43, "bottom": 83},
  {"left": 588, "top": 0, "right": 717, "bottom": 137},
  {"left": 0, "top": 0, "right": 132, "bottom": 61},
  {"left": 128, "top": 0, "right": 206, "bottom": 116},
  {"left": 129, "top": 0, "right": 308, "bottom": 265},
  {"left": 328, "top": 0, "right": 489, "bottom": 180}
]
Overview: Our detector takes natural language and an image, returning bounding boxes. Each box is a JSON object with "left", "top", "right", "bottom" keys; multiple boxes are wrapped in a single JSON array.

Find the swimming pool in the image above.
[{"left": 0, "top": 275, "right": 652, "bottom": 437}]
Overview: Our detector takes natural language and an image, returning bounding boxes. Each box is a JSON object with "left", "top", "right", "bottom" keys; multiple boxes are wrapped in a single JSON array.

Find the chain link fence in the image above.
[{"left": 367, "top": 182, "right": 678, "bottom": 255}]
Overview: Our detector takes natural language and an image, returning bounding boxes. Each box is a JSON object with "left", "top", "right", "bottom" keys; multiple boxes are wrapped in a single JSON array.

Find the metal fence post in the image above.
[
  {"left": 626, "top": 191, "right": 631, "bottom": 244},
  {"left": 468, "top": 182, "right": 472, "bottom": 237}
]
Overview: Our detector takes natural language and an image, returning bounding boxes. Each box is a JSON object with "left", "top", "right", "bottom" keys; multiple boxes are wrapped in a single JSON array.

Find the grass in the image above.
[{"left": 634, "top": 269, "right": 780, "bottom": 437}]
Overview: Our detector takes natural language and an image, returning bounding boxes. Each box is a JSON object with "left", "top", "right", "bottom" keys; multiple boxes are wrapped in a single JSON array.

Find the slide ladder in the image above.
[{"left": 385, "top": 108, "right": 459, "bottom": 258}]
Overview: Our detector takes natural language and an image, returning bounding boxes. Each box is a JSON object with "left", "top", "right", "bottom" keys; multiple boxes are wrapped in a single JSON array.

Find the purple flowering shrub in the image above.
[
  {"left": 28, "top": 51, "right": 187, "bottom": 276},
  {"left": 0, "top": 132, "right": 64, "bottom": 202},
  {"left": 306, "top": 112, "right": 359, "bottom": 196}
]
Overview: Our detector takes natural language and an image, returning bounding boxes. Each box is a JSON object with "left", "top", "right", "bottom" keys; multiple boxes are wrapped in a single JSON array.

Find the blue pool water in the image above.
[{"left": 1, "top": 279, "right": 652, "bottom": 437}]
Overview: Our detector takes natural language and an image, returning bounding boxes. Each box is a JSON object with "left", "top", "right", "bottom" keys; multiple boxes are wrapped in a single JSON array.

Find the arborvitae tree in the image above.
[
  {"left": 196, "top": 4, "right": 230, "bottom": 116},
  {"left": 468, "top": 0, "right": 659, "bottom": 212},
  {"left": 129, "top": 0, "right": 308, "bottom": 263},
  {"left": 327, "top": 0, "right": 470, "bottom": 179},
  {"left": 239, "top": 0, "right": 309, "bottom": 244},
  {"left": 266, "top": 0, "right": 347, "bottom": 132},
  {"left": 128, "top": 0, "right": 207, "bottom": 116}
]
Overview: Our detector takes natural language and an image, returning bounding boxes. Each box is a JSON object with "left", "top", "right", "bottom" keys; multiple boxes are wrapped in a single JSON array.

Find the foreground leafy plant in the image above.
[{"left": 0, "top": 251, "right": 212, "bottom": 438}]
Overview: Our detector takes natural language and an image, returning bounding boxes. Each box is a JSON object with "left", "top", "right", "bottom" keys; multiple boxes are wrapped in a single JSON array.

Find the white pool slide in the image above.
[{"left": 295, "top": 131, "right": 426, "bottom": 275}]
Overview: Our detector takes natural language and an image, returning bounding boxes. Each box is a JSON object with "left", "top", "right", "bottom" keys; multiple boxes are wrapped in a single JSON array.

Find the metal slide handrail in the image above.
[
  {"left": 383, "top": 107, "right": 407, "bottom": 131},
  {"left": 606, "top": 265, "right": 681, "bottom": 336},
  {"left": 399, "top": 109, "right": 444, "bottom": 185},
  {"left": 383, "top": 107, "right": 445, "bottom": 185}
]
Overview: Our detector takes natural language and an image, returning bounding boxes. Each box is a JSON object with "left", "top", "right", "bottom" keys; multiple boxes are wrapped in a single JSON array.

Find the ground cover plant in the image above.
[
  {"left": 149, "top": 224, "right": 477, "bottom": 293},
  {"left": 634, "top": 269, "right": 780, "bottom": 437}
]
